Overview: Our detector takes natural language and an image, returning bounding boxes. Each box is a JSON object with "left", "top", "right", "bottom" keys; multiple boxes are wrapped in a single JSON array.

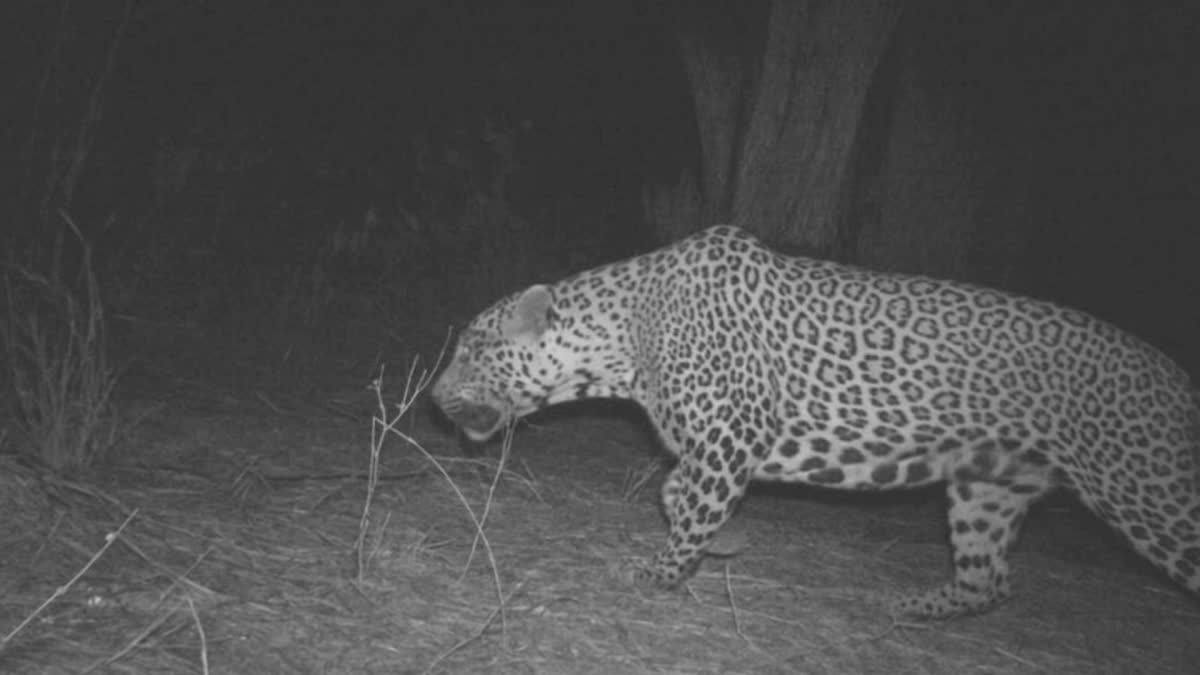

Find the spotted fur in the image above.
[{"left": 431, "top": 225, "right": 1200, "bottom": 618}]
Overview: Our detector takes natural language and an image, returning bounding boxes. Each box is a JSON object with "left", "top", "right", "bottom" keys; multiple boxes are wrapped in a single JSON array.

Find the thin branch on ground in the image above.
[
  {"left": 357, "top": 329, "right": 450, "bottom": 584},
  {"left": 1, "top": 508, "right": 139, "bottom": 648},
  {"left": 185, "top": 595, "right": 210, "bottom": 675},
  {"left": 420, "top": 580, "right": 526, "bottom": 675},
  {"left": 360, "top": 330, "right": 514, "bottom": 642},
  {"left": 459, "top": 423, "right": 513, "bottom": 583},
  {"left": 81, "top": 599, "right": 180, "bottom": 674}
]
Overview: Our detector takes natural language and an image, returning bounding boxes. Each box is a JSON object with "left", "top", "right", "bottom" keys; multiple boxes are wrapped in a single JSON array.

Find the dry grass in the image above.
[
  {"left": 2, "top": 216, "right": 122, "bottom": 473},
  {"left": 621, "top": 455, "right": 664, "bottom": 503}
]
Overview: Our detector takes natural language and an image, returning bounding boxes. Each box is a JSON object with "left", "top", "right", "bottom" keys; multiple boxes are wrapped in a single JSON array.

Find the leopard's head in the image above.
[{"left": 432, "top": 285, "right": 561, "bottom": 441}]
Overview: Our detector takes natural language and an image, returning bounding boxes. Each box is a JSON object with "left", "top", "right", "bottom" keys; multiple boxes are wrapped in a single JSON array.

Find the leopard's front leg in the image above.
[{"left": 634, "top": 452, "right": 750, "bottom": 588}]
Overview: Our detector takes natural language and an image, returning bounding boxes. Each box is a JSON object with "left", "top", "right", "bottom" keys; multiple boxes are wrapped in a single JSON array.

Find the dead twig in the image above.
[{"left": 1, "top": 509, "right": 139, "bottom": 648}]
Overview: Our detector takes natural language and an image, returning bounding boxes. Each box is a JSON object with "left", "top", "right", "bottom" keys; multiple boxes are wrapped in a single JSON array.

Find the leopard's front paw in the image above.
[
  {"left": 608, "top": 555, "right": 678, "bottom": 591},
  {"left": 608, "top": 555, "right": 651, "bottom": 586}
]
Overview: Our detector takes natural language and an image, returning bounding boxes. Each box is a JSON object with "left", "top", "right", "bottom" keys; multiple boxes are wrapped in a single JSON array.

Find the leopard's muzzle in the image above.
[{"left": 435, "top": 394, "right": 505, "bottom": 441}]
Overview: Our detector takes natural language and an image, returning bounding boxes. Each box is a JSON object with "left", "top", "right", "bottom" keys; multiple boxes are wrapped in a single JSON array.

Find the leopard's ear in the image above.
[{"left": 503, "top": 284, "right": 556, "bottom": 338}]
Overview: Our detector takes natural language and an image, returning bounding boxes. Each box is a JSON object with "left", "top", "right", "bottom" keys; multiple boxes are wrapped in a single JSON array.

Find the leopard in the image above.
[{"left": 431, "top": 224, "right": 1200, "bottom": 619}]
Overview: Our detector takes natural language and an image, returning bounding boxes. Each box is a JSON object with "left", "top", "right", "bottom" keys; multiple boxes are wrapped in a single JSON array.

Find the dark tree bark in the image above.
[
  {"left": 672, "top": 3, "right": 752, "bottom": 227},
  {"left": 659, "top": 0, "right": 900, "bottom": 251},
  {"left": 652, "top": 0, "right": 1041, "bottom": 294},
  {"left": 730, "top": 0, "right": 899, "bottom": 249}
]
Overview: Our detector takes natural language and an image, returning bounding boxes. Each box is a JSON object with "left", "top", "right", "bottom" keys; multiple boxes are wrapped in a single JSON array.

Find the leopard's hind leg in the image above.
[{"left": 894, "top": 441, "right": 1057, "bottom": 619}]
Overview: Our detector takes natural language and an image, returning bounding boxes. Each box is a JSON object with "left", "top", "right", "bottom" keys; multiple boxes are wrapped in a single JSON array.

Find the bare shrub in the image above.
[{"left": 2, "top": 216, "right": 121, "bottom": 473}]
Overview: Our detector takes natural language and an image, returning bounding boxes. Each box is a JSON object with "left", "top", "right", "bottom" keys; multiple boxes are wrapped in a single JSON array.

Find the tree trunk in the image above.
[
  {"left": 730, "top": 0, "right": 899, "bottom": 249},
  {"left": 658, "top": 0, "right": 899, "bottom": 250},
  {"left": 671, "top": 4, "right": 752, "bottom": 227},
  {"left": 662, "top": 0, "right": 1033, "bottom": 289}
]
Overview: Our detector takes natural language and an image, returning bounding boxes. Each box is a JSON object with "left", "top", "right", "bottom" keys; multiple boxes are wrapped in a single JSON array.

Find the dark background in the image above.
[{"left": 3, "top": 0, "right": 1198, "bottom": 371}]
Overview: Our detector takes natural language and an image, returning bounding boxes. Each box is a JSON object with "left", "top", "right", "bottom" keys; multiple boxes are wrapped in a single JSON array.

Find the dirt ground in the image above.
[{"left": 1, "top": 316, "right": 1198, "bottom": 675}]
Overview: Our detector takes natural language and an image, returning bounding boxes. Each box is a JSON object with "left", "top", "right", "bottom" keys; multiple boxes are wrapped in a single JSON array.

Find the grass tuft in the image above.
[{"left": 2, "top": 215, "right": 122, "bottom": 473}]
